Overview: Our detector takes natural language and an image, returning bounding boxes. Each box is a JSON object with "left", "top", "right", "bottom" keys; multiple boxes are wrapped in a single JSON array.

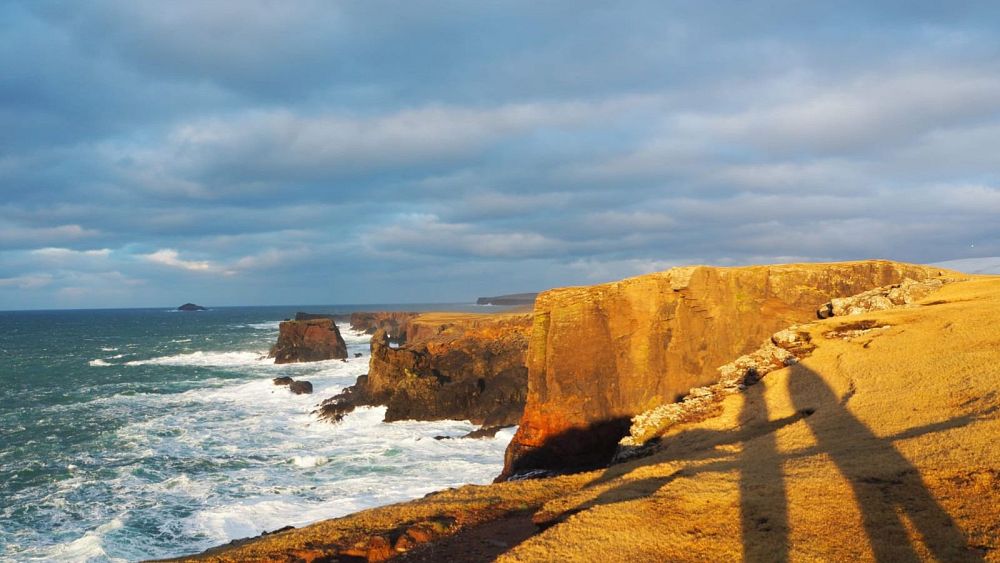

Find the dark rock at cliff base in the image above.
[
  {"left": 463, "top": 425, "right": 512, "bottom": 439},
  {"left": 476, "top": 293, "right": 537, "bottom": 306},
  {"left": 289, "top": 380, "right": 313, "bottom": 394},
  {"left": 354, "top": 352, "right": 363, "bottom": 358},
  {"left": 269, "top": 318, "right": 348, "bottom": 364},
  {"left": 177, "top": 303, "right": 207, "bottom": 311},
  {"left": 272, "top": 376, "right": 293, "bottom": 386}
]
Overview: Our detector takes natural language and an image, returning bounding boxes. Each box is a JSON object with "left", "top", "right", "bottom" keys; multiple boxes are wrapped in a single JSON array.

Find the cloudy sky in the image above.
[{"left": 1, "top": 1, "right": 998, "bottom": 309}]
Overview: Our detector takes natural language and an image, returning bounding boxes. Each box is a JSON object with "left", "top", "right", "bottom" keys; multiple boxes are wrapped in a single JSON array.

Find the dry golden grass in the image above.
[{"left": 166, "top": 276, "right": 1000, "bottom": 562}]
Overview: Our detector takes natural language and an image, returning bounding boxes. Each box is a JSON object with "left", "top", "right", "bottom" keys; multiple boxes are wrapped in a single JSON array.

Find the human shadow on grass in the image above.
[{"left": 545, "top": 365, "right": 987, "bottom": 562}]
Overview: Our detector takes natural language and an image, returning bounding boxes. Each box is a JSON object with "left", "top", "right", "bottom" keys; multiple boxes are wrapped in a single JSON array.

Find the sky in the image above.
[{"left": 1, "top": 1, "right": 999, "bottom": 309}]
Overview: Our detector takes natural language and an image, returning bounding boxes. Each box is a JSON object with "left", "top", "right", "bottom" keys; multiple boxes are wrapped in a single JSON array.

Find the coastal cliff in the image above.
[
  {"left": 169, "top": 272, "right": 999, "bottom": 562},
  {"left": 269, "top": 318, "right": 348, "bottom": 364},
  {"left": 501, "top": 260, "right": 955, "bottom": 478},
  {"left": 319, "top": 312, "right": 532, "bottom": 427}
]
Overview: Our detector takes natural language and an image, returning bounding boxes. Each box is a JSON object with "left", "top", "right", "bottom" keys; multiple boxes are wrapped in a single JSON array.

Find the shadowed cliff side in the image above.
[
  {"left": 501, "top": 260, "right": 959, "bottom": 479},
  {"left": 318, "top": 312, "right": 532, "bottom": 428}
]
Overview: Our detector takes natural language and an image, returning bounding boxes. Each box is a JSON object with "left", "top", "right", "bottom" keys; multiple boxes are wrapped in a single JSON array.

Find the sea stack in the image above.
[
  {"left": 177, "top": 303, "right": 207, "bottom": 311},
  {"left": 269, "top": 318, "right": 348, "bottom": 364}
]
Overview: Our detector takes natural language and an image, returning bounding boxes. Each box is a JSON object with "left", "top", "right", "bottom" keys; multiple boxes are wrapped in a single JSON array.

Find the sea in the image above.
[{"left": 0, "top": 304, "right": 515, "bottom": 562}]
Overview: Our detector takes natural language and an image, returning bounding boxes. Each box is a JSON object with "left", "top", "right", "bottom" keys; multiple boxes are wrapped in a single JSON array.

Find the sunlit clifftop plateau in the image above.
[{"left": 167, "top": 261, "right": 999, "bottom": 562}]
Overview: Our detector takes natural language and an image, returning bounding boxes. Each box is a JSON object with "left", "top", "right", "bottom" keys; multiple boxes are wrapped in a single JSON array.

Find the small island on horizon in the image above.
[{"left": 176, "top": 303, "right": 207, "bottom": 311}]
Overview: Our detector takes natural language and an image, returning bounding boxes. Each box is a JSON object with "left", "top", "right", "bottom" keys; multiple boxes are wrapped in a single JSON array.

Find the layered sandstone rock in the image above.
[
  {"left": 318, "top": 313, "right": 532, "bottom": 427},
  {"left": 500, "top": 260, "right": 955, "bottom": 479},
  {"left": 269, "top": 318, "right": 348, "bottom": 364}
]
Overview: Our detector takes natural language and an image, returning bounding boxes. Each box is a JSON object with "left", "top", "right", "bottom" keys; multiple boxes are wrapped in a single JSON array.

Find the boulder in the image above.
[
  {"left": 269, "top": 319, "right": 348, "bottom": 364},
  {"left": 289, "top": 380, "right": 313, "bottom": 395},
  {"left": 272, "top": 376, "right": 294, "bottom": 386}
]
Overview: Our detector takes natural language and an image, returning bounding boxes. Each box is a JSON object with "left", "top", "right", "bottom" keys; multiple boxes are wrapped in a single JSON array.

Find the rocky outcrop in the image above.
[
  {"left": 272, "top": 376, "right": 294, "bottom": 386},
  {"left": 817, "top": 277, "right": 946, "bottom": 318},
  {"left": 177, "top": 303, "right": 206, "bottom": 311},
  {"left": 318, "top": 313, "right": 532, "bottom": 426},
  {"left": 500, "top": 261, "right": 956, "bottom": 479},
  {"left": 289, "top": 380, "right": 313, "bottom": 395},
  {"left": 269, "top": 319, "right": 348, "bottom": 364},
  {"left": 349, "top": 312, "right": 419, "bottom": 343}
]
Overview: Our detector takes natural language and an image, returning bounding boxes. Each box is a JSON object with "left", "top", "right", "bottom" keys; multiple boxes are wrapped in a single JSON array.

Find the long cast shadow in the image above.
[
  {"left": 536, "top": 366, "right": 987, "bottom": 561},
  {"left": 739, "top": 379, "right": 789, "bottom": 563},
  {"left": 788, "top": 364, "right": 984, "bottom": 562}
]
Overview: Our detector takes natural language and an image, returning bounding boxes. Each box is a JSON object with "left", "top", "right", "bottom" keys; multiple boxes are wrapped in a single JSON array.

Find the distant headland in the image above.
[{"left": 476, "top": 292, "right": 537, "bottom": 306}]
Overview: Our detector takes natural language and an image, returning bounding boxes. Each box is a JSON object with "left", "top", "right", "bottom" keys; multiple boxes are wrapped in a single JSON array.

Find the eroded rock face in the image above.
[
  {"left": 269, "top": 319, "right": 348, "bottom": 364},
  {"left": 318, "top": 314, "right": 532, "bottom": 426},
  {"left": 500, "top": 261, "right": 953, "bottom": 479}
]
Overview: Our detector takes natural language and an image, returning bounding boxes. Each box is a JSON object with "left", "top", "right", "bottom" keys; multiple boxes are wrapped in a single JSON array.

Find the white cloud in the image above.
[
  {"left": 0, "top": 224, "right": 100, "bottom": 249},
  {"left": 362, "top": 214, "right": 567, "bottom": 259},
  {"left": 0, "top": 274, "right": 54, "bottom": 289},
  {"left": 142, "top": 248, "right": 224, "bottom": 273},
  {"left": 30, "top": 247, "right": 112, "bottom": 259}
]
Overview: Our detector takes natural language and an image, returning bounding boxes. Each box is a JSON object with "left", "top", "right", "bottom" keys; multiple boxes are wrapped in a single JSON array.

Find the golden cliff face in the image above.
[{"left": 502, "top": 260, "right": 957, "bottom": 478}]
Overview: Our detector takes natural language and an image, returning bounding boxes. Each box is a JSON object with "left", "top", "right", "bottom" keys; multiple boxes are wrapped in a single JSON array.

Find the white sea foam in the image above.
[
  {"left": 101, "top": 347, "right": 118, "bottom": 352},
  {"left": 88, "top": 359, "right": 110, "bottom": 367},
  {"left": 171, "top": 338, "right": 192, "bottom": 343},
  {"left": 290, "top": 455, "right": 329, "bottom": 468},
  {"left": 45, "top": 518, "right": 127, "bottom": 563},
  {"left": 247, "top": 321, "right": 282, "bottom": 330},
  {"left": 125, "top": 350, "right": 267, "bottom": 367}
]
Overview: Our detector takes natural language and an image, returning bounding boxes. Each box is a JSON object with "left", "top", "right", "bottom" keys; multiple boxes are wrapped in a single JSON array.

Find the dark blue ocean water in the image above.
[{"left": 0, "top": 305, "right": 515, "bottom": 562}]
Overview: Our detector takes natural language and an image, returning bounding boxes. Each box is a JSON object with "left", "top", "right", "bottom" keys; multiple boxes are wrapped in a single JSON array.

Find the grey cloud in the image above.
[{"left": 2, "top": 1, "right": 999, "bottom": 308}]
